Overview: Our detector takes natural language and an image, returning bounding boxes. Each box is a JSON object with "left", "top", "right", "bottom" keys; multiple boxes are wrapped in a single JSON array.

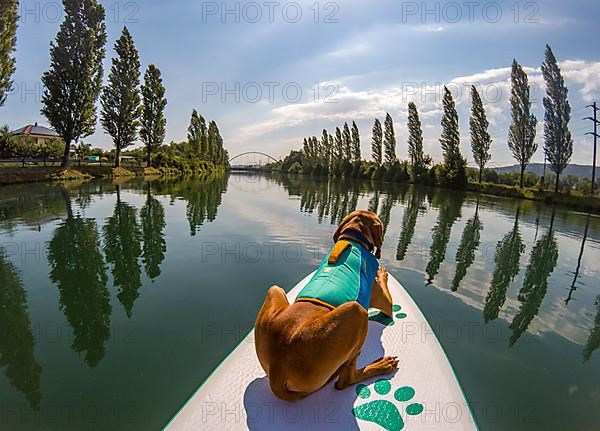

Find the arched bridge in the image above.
[{"left": 228, "top": 152, "right": 279, "bottom": 164}]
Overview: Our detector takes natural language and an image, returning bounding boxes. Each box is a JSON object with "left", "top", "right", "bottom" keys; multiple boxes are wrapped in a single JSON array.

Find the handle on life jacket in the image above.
[{"left": 328, "top": 240, "right": 352, "bottom": 264}]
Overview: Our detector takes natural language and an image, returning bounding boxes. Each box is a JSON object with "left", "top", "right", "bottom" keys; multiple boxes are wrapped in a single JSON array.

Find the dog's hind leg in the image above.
[
  {"left": 335, "top": 354, "right": 399, "bottom": 390},
  {"left": 254, "top": 286, "right": 289, "bottom": 376}
]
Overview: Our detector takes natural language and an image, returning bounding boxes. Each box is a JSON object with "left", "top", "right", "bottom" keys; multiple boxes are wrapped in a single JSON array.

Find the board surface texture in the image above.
[{"left": 164, "top": 272, "right": 478, "bottom": 431}]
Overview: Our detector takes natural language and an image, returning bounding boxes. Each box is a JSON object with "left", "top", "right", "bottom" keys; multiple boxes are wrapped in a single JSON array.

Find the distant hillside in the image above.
[{"left": 493, "top": 163, "right": 600, "bottom": 180}]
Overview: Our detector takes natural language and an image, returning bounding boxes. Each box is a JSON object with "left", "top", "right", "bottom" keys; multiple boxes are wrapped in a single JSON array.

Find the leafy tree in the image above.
[
  {"left": 173, "top": 176, "right": 227, "bottom": 235},
  {"left": 140, "top": 187, "right": 166, "bottom": 280},
  {"left": 469, "top": 86, "right": 492, "bottom": 183},
  {"left": 508, "top": 59, "right": 538, "bottom": 188},
  {"left": 188, "top": 109, "right": 204, "bottom": 156},
  {"left": 101, "top": 27, "right": 142, "bottom": 167},
  {"left": 378, "top": 192, "right": 396, "bottom": 239},
  {"left": 396, "top": 189, "right": 425, "bottom": 261},
  {"left": 351, "top": 121, "right": 361, "bottom": 163},
  {"left": 140, "top": 65, "right": 167, "bottom": 166},
  {"left": 426, "top": 191, "right": 464, "bottom": 284},
  {"left": 484, "top": 208, "right": 525, "bottom": 323},
  {"left": 451, "top": 201, "right": 482, "bottom": 291},
  {"left": 368, "top": 190, "right": 379, "bottom": 213},
  {"left": 371, "top": 118, "right": 383, "bottom": 166},
  {"left": 383, "top": 113, "right": 397, "bottom": 166},
  {"left": 509, "top": 212, "right": 558, "bottom": 346},
  {"left": 0, "top": 124, "right": 17, "bottom": 157},
  {"left": 542, "top": 45, "right": 573, "bottom": 193},
  {"left": 321, "top": 129, "right": 330, "bottom": 172},
  {"left": 439, "top": 86, "right": 466, "bottom": 186},
  {"left": 328, "top": 134, "right": 335, "bottom": 171},
  {"left": 334, "top": 126, "right": 343, "bottom": 173},
  {"left": 41, "top": 0, "right": 107, "bottom": 166},
  {"left": 0, "top": 0, "right": 18, "bottom": 107},
  {"left": 0, "top": 248, "right": 42, "bottom": 409},
  {"left": 207, "top": 120, "right": 226, "bottom": 164},
  {"left": 407, "top": 102, "right": 431, "bottom": 182},
  {"left": 103, "top": 186, "right": 143, "bottom": 317},
  {"left": 49, "top": 208, "right": 110, "bottom": 367},
  {"left": 342, "top": 122, "right": 352, "bottom": 162},
  {"left": 74, "top": 141, "right": 91, "bottom": 160}
]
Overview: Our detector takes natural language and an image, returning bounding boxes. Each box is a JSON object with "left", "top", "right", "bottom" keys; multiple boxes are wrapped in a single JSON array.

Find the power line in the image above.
[{"left": 584, "top": 102, "right": 599, "bottom": 195}]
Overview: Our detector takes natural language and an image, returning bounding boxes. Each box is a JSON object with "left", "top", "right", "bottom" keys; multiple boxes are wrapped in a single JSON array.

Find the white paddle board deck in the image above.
[{"left": 164, "top": 272, "right": 478, "bottom": 431}]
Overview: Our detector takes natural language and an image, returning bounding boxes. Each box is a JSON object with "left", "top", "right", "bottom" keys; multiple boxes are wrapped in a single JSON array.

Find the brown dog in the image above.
[{"left": 254, "top": 210, "right": 397, "bottom": 401}]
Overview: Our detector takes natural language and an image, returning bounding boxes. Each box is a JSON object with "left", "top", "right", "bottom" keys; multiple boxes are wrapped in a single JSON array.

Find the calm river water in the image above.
[{"left": 0, "top": 173, "right": 599, "bottom": 430}]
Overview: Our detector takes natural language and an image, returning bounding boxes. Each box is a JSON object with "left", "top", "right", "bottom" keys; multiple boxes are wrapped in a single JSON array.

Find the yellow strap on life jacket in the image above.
[{"left": 328, "top": 240, "right": 352, "bottom": 264}]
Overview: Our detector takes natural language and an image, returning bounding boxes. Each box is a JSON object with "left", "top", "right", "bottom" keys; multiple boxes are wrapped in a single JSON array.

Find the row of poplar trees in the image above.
[
  {"left": 298, "top": 44, "right": 573, "bottom": 193},
  {"left": 0, "top": 0, "right": 226, "bottom": 167},
  {"left": 39, "top": 0, "right": 169, "bottom": 167}
]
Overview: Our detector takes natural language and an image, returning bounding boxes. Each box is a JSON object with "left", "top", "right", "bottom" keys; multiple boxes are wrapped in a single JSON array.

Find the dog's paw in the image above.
[
  {"left": 368, "top": 304, "right": 407, "bottom": 326},
  {"left": 353, "top": 379, "right": 424, "bottom": 431}
]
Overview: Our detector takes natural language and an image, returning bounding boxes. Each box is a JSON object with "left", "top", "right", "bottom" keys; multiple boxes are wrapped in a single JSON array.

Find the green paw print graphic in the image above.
[
  {"left": 369, "top": 304, "right": 407, "bottom": 326},
  {"left": 353, "top": 379, "right": 424, "bottom": 431}
]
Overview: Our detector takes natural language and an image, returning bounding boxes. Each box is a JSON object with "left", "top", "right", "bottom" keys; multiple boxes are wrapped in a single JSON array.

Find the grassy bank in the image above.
[
  {"left": 467, "top": 182, "right": 600, "bottom": 214},
  {"left": 0, "top": 164, "right": 226, "bottom": 185}
]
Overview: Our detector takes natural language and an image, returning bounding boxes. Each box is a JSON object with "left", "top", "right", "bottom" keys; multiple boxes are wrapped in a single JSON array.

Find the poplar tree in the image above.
[
  {"left": 213, "top": 122, "right": 225, "bottom": 164},
  {"left": 342, "top": 122, "right": 352, "bottom": 162},
  {"left": 372, "top": 118, "right": 383, "bottom": 166},
  {"left": 470, "top": 86, "right": 492, "bottom": 183},
  {"left": 188, "top": 109, "right": 203, "bottom": 156},
  {"left": 542, "top": 45, "right": 573, "bottom": 193},
  {"left": 207, "top": 121, "right": 217, "bottom": 162},
  {"left": 0, "top": 0, "right": 19, "bottom": 107},
  {"left": 328, "top": 134, "right": 335, "bottom": 172},
  {"left": 383, "top": 113, "right": 397, "bottom": 166},
  {"left": 508, "top": 59, "right": 538, "bottom": 188},
  {"left": 351, "top": 121, "right": 361, "bottom": 163},
  {"left": 440, "top": 86, "right": 466, "bottom": 186},
  {"left": 101, "top": 27, "right": 141, "bottom": 167},
  {"left": 41, "top": 0, "right": 107, "bottom": 166},
  {"left": 407, "top": 102, "right": 430, "bottom": 181},
  {"left": 334, "top": 127, "right": 343, "bottom": 168},
  {"left": 140, "top": 65, "right": 167, "bottom": 166},
  {"left": 321, "top": 129, "right": 330, "bottom": 170}
]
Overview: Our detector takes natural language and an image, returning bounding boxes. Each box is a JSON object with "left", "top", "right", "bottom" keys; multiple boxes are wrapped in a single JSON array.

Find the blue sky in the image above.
[{"left": 3, "top": 0, "right": 600, "bottom": 166}]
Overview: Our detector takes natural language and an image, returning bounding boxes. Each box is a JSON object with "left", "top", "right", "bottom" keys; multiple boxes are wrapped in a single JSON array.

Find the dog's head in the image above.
[{"left": 333, "top": 210, "right": 384, "bottom": 259}]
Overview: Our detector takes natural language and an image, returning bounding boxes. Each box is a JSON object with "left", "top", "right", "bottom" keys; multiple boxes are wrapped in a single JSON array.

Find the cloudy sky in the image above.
[{"left": 4, "top": 0, "right": 600, "bottom": 166}]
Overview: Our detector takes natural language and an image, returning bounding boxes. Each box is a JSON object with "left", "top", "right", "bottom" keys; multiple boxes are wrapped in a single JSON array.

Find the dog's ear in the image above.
[
  {"left": 373, "top": 221, "right": 383, "bottom": 259},
  {"left": 333, "top": 212, "right": 354, "bottom": 243},
  {"left": 370, "top": 213, "right": 383, "bottom": 259}
]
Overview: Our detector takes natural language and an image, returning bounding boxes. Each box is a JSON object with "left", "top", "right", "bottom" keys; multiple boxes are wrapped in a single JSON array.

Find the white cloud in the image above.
[{"left": 231, "top": 59, "right": 600, "bottom": 165}]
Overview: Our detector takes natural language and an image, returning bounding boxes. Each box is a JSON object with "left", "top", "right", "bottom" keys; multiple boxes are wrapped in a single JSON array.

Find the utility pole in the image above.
[{"left": 585, "top": 102, "right": 599, "bottom": 195}]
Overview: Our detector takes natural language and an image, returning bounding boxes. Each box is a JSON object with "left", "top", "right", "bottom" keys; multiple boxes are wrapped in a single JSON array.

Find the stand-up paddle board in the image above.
[{"left": 164, "top": 272, "right": 478, "bottom": 431}]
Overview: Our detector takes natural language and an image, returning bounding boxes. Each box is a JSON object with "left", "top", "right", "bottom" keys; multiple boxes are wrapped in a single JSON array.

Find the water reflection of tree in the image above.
[
  {"left": 483, "top": 208, "right": 525, "bottom": 323},
  {"left": 509, "top": 211, "right": 559, "bottom": 346},
  {"left": 565, "top": 214, "right": 590, "bottom": 306},
  {"left": 0, "top": 249, "right": 42, "bottom": 409},
  {"left": 140, "top": 187, "right": 166, "bottom": 280},
  {"left": 451, "top": 201, "right": 483, "bottom": 291},
  {"left": 0, "top": 184, "right": 68, "bottom": 233},
  {"left": 297, "top": 178, "right": 362, "bottom": 225},
  {"left": 48, "top": 190, "right": 111, "bottom": 367},
  {"left": 396, "top": 189, "right": 426, "bottom": 261},
  {"left": 103, "top": 186, "right": 143, "bottom": 318},
  {"left": 368, "top": 190, "right": 379, "bottom": 213},
  {"left": 175, "top": 176, "right": 228, "bottom": 236},
  {"left": 583, "top": 295, "right": 600, "bottom": 362},
  {"left": 425, "top": 192, "right": 464, "bottom": 285}
]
